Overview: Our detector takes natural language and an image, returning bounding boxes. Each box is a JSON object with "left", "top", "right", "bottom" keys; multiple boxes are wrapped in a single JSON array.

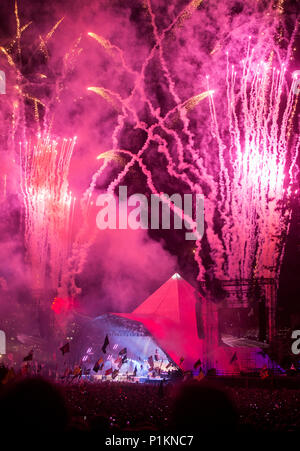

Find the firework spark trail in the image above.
[
  {"left": 209, "top": 45, "right": 299, "bottom": 280},
  {"left": 88, "top": 0, "right": 210, "bottom": 177},
  {"left": 67, "top": 141, "right": 206, "bottom": 294},
  {"left": 0, "top": 7, "right": 68, "bottom": 155},
  {"left": 65, "top": 2, "right": 297, "bottom": 294},
  {"left": 1, "top": 7, "right": 83, "bottom": 300},
  {"left": 145, "top": 0, "right": 212, "bottom": 177},
  {"left": 70, "top": 104, "right": 209, "bottom": 289},
  {"left": 20, "top": 135, "right": 76, "bottom": 295},
  {"left": 73, "top": 1, "right": 228, "bottom": 287},
  {"left": 106, "top": 147, "right": 203, "bottom": 240},
  {"left": 87, "top": 2, "right": 212, "bottom": 195},
  {"left": 14, "top": 0, "right": 22, "bottom": 59},
  {"left": 1, "top": 1, "right": 217, "bottom": 303},
  {"left": 122, "top": 1, "right": 224, "bottom": 279},
  {"left": 87, "top": 32, "right": 137, "bottom": 77},
  {"left": 87, "top": 87, "right": 123, "bottom": 113},
  {"left": 62, "top": 157, "right": 112, "bottom": 296}
]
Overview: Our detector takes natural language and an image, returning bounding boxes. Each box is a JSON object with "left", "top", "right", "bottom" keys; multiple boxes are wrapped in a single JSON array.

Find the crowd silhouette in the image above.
[{"left": 0, "top": 366, "right": 299, "bottom": 435}]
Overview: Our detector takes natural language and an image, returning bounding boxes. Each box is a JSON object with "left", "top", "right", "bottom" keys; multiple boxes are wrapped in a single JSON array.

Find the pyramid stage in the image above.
[{"left": 83, "top": 274, "right": 279, "bottom": 377}]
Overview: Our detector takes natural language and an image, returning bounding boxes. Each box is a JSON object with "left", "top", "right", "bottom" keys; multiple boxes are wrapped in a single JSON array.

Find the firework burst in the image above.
[{"left": 20, "top": 135, "right": 76, "bottom": 295}]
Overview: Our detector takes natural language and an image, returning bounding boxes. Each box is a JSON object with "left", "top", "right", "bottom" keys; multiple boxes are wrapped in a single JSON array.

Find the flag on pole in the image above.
[
  {"left": 194, "top": 369, "right": 205, "bottom": 381},
  {"left": 102, "top": 335, "right": 109, "bottom": 353},
  {"left": 21, "top": 364, "right": 29, "bottom": 376},
  {"left": 114, "top": 356, "right": 122, "bottom": 365},
  {"left": 118, "top": 347, "right": 127, "bottom": 356},
  {"left": 148, "top": 356, "right": 154, "bottom": 369},
  {"left": 93, "top": 357, "right": 104, "bottom": 373},
  {"left": 23, "top": 350, "right": 33, "bottom": 361},
  {"left": 229, "top": 351, "right": 237, "bottom": 364},
  {"left": 193, "top": 359, "right": 201, "bottom": 370},
  {"left": 112, "top": 369, "right": 119, "bottom": 379},
  {"left": 60, "top": 343, "right": 70, "bottom": 355},
  {"left": 117, "top": 359, "right": 123, "bottom": 369},
  {"left": 260, "top": 365, "right": 269, "bottom": 380},
  {"left": 105, "top": 368, "right": 112, "bottom": 376},
  {"left": 3, "top": 367, "right": 16, "bottom": 384},
  {"left": 73, "top": 366, "right": 82, "bottom": 377}
]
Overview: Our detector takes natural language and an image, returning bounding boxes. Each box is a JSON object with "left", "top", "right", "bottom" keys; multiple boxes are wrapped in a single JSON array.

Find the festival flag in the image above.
[
  {"left": 21, "top": 364, "right": 29, "bottom": 376},
  {"left": 148, "top": 356, "right": 154, "bottom": 369},
  {"left": 260, "top": 365, "right": 269, "bottom": 380},
  {"left": 230, "top": 351, "right": 238, "bottom": 364},
  {"left": 112, "top": 369, "right": 119, "bottom": 379},
  {"left": 73, "top": 365, "right": 82, "bottom": 376},
  {"left": 119, "top": 347, "right": 127, "bottom": 356},
  {"left": 71, "top": 366, "right": 82, "bottom": 381},
  {"left": 60, "top": 342, "right": 70, "bottom": 355},
  {"left": 194, "top": 369, "right": 205, "bottom": 381},
  {"left": 105, "top": 368, "right": 112, "bottom": 376},
  {"left": 102, "top": 335, "right": 109, "bottom": 353},
  {"left": 23, "top": 350, "right": 33, "bottom": 361},
  {"left": 93, "top": 357, "right": 104, "bottom": 373},
  {"left": 193, "top": 359, "right": 201, "bottom": 370},
  {"left": 117, "top": 359, "right": 123, "bottom": 369},
  {"left": 114, "top": 356, "right": 122, "bottom": 365},
  {"left": 183, "top": 370, "right": 192, "bottom": 381},
  {"left": 2, "top": 367, "right": 16, "bottom": 384}
]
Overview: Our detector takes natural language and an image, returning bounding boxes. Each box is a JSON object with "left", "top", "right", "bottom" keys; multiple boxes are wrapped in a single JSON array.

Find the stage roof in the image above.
[
  {"left": 90, "top": 274, "right": 274, "bottom": 373},
  {"left": 112, "top": 273, "right": 210, "bottom": 370}
]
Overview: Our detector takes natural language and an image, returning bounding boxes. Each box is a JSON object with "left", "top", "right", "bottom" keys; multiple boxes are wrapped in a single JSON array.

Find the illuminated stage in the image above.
[{"left": 76, "top": 274, "right": 280, "bottom": 377}]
